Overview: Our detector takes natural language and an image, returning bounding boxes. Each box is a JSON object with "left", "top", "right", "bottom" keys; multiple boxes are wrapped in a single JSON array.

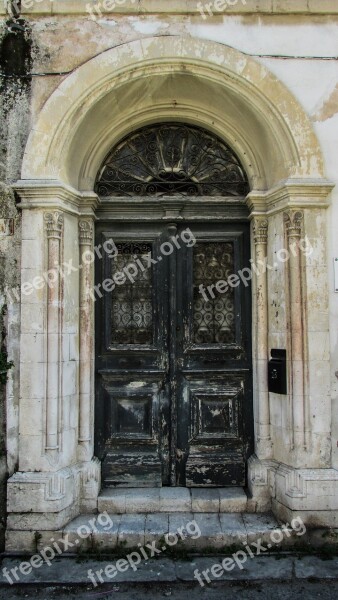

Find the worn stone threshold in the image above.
[
  {"left": 61, "top": 512, "right": 280, "bottom": 552},
  {"left": 98, "top": 486, "right": 251, "bottom": 514}
]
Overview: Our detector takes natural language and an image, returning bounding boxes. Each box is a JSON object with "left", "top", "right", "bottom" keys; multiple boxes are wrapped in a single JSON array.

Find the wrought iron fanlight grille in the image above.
[{"left": 95, "top": 123, "right": 249, "bottom": 197}]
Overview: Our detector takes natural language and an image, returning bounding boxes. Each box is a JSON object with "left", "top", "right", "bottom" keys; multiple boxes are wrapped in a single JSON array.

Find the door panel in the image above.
[
  {"left": 95, "top": 222, "right": 253, "bottom": 487},
  {"left": 175, "top": 224, "right": 253, "bottom": 486},
  {"left": 95, "top": 225, "right": 171, "bottom": 487}
]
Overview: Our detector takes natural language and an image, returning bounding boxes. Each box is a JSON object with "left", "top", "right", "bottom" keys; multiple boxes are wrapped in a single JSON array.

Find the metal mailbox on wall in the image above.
[{"left": 268, "top": 349, "right": 287, "bottom": 395}]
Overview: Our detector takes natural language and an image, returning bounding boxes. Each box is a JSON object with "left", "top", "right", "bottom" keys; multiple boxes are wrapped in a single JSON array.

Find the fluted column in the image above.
[
  {"left": 78, "top": 219, "right": 94, "bottom": 456},
  {"left": 284, "top": 210, "right": 306, "bottom": 451},
  {"left": 44, "top": 211, "right": 64, "bottom": 455},
  {"left": 252, "top": 217, "right": 272, "bottom": 458}
]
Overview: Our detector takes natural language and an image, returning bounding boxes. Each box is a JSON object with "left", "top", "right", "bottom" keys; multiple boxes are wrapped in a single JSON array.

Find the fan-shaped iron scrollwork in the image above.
[{"left": 95, "top": 123, "right": 249, "bottom": 197}]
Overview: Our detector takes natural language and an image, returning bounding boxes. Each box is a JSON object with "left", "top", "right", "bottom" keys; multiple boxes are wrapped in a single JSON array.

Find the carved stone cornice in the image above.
[
  {"left": 14, "top": 180, "right": 99, "bottom": 218},
  {"left": 252, "top": 217, "right": 268, "bottom": 245},
  {"left": 44, "top": 211, "right": 64, "bottom": 239},
  {"left": 247, "top": 179, "right": 333, "bottom": 216}
]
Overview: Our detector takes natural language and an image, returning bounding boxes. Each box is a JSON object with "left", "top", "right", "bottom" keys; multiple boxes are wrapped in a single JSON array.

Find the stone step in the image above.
[
  {"left": 59, "top": 512, "right": 299, "bottom": 553},
  {"left": 98, "top": 487, "right": 249, "bottom": 514}
]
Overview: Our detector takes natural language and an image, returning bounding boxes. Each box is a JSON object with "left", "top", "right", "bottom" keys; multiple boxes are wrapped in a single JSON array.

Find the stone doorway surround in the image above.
[{"left": 6, "top": 37, "right": 337, "bottom": 551}]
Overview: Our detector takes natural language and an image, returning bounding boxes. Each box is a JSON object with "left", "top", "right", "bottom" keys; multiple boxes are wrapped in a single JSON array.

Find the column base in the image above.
[
  {"left": 6, "top": 458, "right": 101, "bottom": 551},
  {"left": 273, "top": 463, "right": 338, "bottom": 527}
]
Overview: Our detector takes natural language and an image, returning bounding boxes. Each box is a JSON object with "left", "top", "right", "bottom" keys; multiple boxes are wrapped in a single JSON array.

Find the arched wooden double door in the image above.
[{"left": 94, "top": 124, "right": 253, "bottom": 487}]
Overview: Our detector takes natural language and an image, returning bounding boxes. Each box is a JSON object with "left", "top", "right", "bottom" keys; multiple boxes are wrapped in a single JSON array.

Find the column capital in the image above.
[
  {"left": 78, "top": 219, "right": 94, "bottom": 246},
  {"left": 252, "top": 217, "right": 268, "bottom": 245},
  {"left": 283, "top": 210, "right": 303, "bottom": 238},
  {"left": 44, "top": 211, "right": 64, "bottom": 239}
]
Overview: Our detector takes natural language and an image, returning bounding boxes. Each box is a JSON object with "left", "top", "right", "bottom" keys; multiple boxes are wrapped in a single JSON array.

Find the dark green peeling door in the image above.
[{"left": 95, "top": 221, "right": 253, "bottom": 487}]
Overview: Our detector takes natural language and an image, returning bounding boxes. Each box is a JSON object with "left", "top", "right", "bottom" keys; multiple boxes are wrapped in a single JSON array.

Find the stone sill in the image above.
[{"left": 1, "top": 0, "right": 338, "bottom": 17}]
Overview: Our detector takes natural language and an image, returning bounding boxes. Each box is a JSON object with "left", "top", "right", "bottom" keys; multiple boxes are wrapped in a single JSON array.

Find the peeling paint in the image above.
[{"left": 313, "top": 83, "right": 338, "bottom": 122}]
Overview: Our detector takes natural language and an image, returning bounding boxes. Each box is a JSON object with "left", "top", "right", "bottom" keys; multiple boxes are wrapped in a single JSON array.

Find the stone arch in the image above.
[{"left": 21, "top": 36, "right": 324, "bottom": 192}]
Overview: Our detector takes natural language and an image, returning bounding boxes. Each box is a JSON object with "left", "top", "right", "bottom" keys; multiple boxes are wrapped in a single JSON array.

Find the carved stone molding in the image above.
[
  {"left": 252, "top": 217, "right": 268, "bottom": 245},
  {"left": 283, "top": 210, "right": 303, "bottom": 238},
  {"left": 6, "top": 459, "right": 101, "bottom": 525},
  {"left": 78, "top": 219, "right": 95, "bottom": 455},
  {"left": 79, "top": 219, "right": 93, "bottom": 246},
  {"left": 252, "top": 217, "right": 272, "bottom": 458},
  {"left": 44, "top": 211, "right": 64, "bottom": 239},
  {"left": 283, "top": 209, "right": 306, "bottom": 451},
  {"left": 44, "top": 211, "right": 64, "bottom": 457}
]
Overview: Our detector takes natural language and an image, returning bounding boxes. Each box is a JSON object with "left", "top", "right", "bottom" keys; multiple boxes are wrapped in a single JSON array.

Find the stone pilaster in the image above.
[
  {"left": 78, "top": 219, "right": 94, "bottom": 460},
  {"left": 252, "top": 217, "right": 273, "bottom": 458},
  {"left": 283, "top": 210, "right": 306, "bottom": 451},
  {"left": 44, "top": 211, "right": 64, "bottom": 459}
]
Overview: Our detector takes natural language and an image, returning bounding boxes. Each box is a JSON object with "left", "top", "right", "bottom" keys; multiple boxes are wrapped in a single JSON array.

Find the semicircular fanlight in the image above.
[{"left": 95, "top": 123, "right": 249, "bottom": 197}]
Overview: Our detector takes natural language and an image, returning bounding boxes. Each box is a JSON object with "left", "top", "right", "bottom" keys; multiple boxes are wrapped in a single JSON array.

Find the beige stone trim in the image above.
[
  {"left": 6, "top": 459, "right": 101, "bottom": 523},
  {"left": 78, "top": 219, "right": 94, "bottom": 457},
  {"left": 284, "top": 210, "right": 306, "bottom": 452},
  {"left": 247, "top": 179, "right": 334, "bottom": 215},
  {"left": 14, "top": 180, "right": 99, "bottom": 217},
  {"left": 252, "top": 218, "right": 272, "bottom": 459},
  {"left": 44, "top": 211, "right": 64, "bottom": 455},
  {"left": 20, "top": 37, "right": 324, "bottom": 192},
  {"left": 2, "top": 1, "right": 338, "bottom": 16}
]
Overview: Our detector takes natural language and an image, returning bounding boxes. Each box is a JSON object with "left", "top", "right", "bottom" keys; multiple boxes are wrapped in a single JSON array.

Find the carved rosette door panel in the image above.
[{"left": 95, "top": 222, "right": 253, "bottom": 487}]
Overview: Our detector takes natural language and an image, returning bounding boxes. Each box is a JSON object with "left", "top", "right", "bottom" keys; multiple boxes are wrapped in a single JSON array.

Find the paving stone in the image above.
[
  {"left": 0, "top": 557, "right": 177, "bottom": 585},
  {"left": 294, "top": 556, "right": 338, "bottom": 579},
  {"left": 100, "top": 488, "right": 196, "bottom": 513},
  {"left": 124, "top": 488, "right": 161, "bottom": 513},
  {"left": 242, "top": 513, "right": 280, "bottom": 546},
  {"left": 168, "top": 512, "right": 199, "bottom": 548},
  {"left": 175, "top": 556, "right": 294, "bottom": 582},
  {"left": 219, "top": 513, "right": 247, "bottom": 545},
  {"left": 35, "top": 530, "right": 64, "bottom": 553},
  {"left": 91, "top": 514, "right": 121, "bottom": 551},
  {"left": 219, "top": 488, "right": 248, "bottom": 512},
  {"left": 118, "top": 513, "right": 146, "bottom": 548},
  {"left": 63, "top": 515, "right": 97, "bottom": 552},
  {"left": 191, "top": 489, "right": 220, "bottom": 512},
  {"left": 159, "top": 487, "right": 192, "bottom": 512},
  {"left": 87, "top": 557, "right": 177, "bottom": 585},
  {"left": 191, "top": 514, "right": 224, "bottom": 549},
  {"left": 144, "top": 513, "right": 169, "bottom": 544},
  {"left": 98, "top": 489, "right": 126, "bottom": 513}
]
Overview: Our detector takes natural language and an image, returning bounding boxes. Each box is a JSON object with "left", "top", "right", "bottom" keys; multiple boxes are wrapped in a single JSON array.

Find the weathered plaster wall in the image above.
[
  {"left": 0, "top": 14, "right": 32, "bottom": 549},
  {"left": 0, "top": 187, "right": 21, "bottom": 551}
]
